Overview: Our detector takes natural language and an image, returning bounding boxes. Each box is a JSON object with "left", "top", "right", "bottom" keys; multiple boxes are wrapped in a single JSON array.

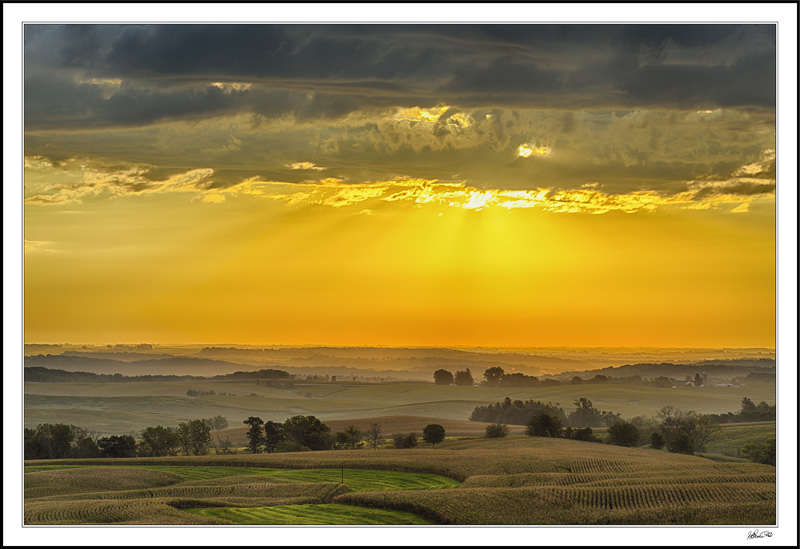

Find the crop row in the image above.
[
  {"left": 334, "top": 483, "right": 776, "bottom": 525},
  {"left": 29, "top": 481, "right": 348, "bottom": 504},
  {"left": 460, "top": 471, "right": 775, "bottom": 488},
  {"left": 24, "top": 498, "right": 229, "bottom": 525},
  {"left": 24, "top": 467, "right": 184, "bottom": 499},
  {"left": 187, "top": 503, "right": 435, "bottom": 525},
  {"left": 24, "top": 437, "right": 775, "bottom": 481}
]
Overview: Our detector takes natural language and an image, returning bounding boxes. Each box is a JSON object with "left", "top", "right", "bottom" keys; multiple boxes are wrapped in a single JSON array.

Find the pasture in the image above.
[{"left": 24, "top": 435, "right": 775, "bottom": 525}]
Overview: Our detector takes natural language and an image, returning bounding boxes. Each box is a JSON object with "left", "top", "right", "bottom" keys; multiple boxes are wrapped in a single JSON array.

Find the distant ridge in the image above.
[{"left": 555, "top": 359, "right": 776, "bottom": 380}]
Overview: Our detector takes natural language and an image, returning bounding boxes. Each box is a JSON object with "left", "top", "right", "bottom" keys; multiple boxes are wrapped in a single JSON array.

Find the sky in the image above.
[{"left": 21, "top": 21, "right": 780, "bottom": 348}]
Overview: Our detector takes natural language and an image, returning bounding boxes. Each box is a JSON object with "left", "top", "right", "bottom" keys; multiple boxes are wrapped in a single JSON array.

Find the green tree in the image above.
[
  {"left": 335, "top": 425, "right": 363, "bottom": 449},
  {"left": 244, "top": 416, "right": 265, "bottom": 454},
  {"left": 485, "top": 423, "right": 510, "bottom": 438},
  {"left": 98, "top": 435, "right": 137, "bottom": 458},
  {"left": 189, "top": 419, "right": 212, "bottom": 455},
  {"left": 334, "top": 431, "right": 351, "bottom": 450},
  {"left": 607, "top": 421, "right": 640, "bottom": 447},
  {"left": 176, "top": 422, "right": 192, "bottom": 456},
  {"left": 392, "top": 432, "right": 418, "bottom": 449},
  {"left": 694, "top": 373, "right": 704, "bottom": 387},
  {"left": 526, "top": 414, "right": 562, "bottom": 437},
  {"left": 482, "top": 367, "right": 505, "bottom": 387},
  {"left": 263, "top": 421, "right": 286, "bottom": 453},
  {"left": 74, "top": 435, "right": 101, "bottom": 458},
  {"left": 433, "top": 369, "right": 454, "bottom": 385},
  {"left": 740, "top": 437, "right": 775, "bottom": 466},
  {"left": 422, "top": 424, "right": 446, "bottom": 445},
  {"left": 454, "top": 368, "right": 474, "bottom": 386},
  {"left": 283, "top": 415, "right": 332, "bottom": 451},
  {"left": 650, "top": 432, "right": 666, "bottom": 450},
  {"left": 667, "top": 432, "right": 694, "bottom": 454},
  {"left": 567, "top": 427, "right": 598, "bottom": 442},
  {"left": 139, "top": 425, "right": 179, "bottom": 457}
]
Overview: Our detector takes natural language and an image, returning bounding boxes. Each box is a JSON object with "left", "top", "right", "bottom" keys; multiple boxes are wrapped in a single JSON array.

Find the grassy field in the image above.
[
  {"left": 186, "top": 503, "right": 435, "bottom": 525},
  {"left": 704, "top": 423, "right": 776, "bottom": 457},
  {"left": 24, "top": 435, "right": 775, "bottom": 525},
  {"left": 24, "top": 379, "right": 776, "bottom": 436}
]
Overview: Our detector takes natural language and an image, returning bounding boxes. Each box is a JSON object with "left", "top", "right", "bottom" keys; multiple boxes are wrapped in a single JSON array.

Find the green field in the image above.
[
  {"left": 187, "top": 503, "right": 435, "bottom": 525},
  {"left": 25, "top": 465, "right": 460, "bottom": 492},
  {"left": 24, "top": 435, "right": 775, "bottom": 525},
  {"left": 704, "top": 423, "right": 776, "bottom": 457}
]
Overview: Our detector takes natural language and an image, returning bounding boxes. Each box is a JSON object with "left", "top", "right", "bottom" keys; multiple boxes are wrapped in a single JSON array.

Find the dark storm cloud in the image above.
[{"left": 24, "top": 24, "right": 776, "bottom": 131}]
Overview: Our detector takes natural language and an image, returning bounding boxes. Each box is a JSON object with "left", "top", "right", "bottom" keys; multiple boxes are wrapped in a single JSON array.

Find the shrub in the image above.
[
  {"left": 485, "top": 424, "right": 510, "bottom": 438},
  {"left": 393, "top": 433, "right": 418, "bottom": 449},
  {"left": 607, "top": 421, "right": 641, "bottom": 447},
  {"left": 274, "top": 440, "right": 310, "bottom": 453},
  {"left": 526, "top": 414, "right": 562, "bottom": 438},
  {"left": 667, "top": 432, "right": 694, "bottom": 455},
  {"left": 740, "top": 438, "right": 776, "bottom": 466},
  {"left": 650, "top": 432, "right": 666, "bottom": 450}
]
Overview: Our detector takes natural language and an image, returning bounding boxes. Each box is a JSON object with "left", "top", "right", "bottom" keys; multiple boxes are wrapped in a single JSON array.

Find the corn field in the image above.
[{"left": 24, "top": 436, "right": 776, "bottom": 525}]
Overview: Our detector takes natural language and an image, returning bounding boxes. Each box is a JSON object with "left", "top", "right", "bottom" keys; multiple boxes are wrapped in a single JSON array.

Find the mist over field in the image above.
[{"left": 24, "top": 342, "right": 776, "bottom": 378}]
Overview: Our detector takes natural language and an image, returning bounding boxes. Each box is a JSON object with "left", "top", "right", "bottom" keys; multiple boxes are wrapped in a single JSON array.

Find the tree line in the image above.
[
  {"left": 24, "top": 416, "right": 229, "bottom": 460},
  {"left": 433, "top": 366, "right": 688, "bottom": 388},
  {"left": 243, "top": 416, "right": 447, "bottom": 453},
  {"left": 709, "top": 397, "right": 775, "bottom": 423},
  {"left": 470, "top": 397, "right": 621, "bottom": 428},
  {"left": 480, "top": 404, "right": 722, "bottom": 455}
]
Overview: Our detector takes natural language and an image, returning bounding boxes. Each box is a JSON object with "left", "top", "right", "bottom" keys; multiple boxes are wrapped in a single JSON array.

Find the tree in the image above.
[
  {"left": 74, "top": 435, "right": 101, "bottom": 458},
  {"left": 98, "top": 435, "right": 137, "bottom": 458},
  {"left": 607, "top": 421, "right": 640, "bottom": 447},
  {"left": 485, "top": 423, "right": 510, "bottom": 438},
  {"left": 283, "top": 415, "right": 332, "bottom": 451},
  {"left": 340, "top": 425, "right": 364, "bottom": 449},
  {"left": 570, "top": 376, "right": 583, "bottom": 385},
  {"left": 740, "top": 438, "right": 775, "bottom": 466},
  {"left": 685, "top": 413, "right": 721, "bottom": 453},
  {"left": 653, "top": 376, "right": 672, "bottom": 388},
  {"left": 657, "top": 406, "right": 719, "bottom": 453},
  {"left": 188, "top": 419, "right": 212, "bottom": 455},
  {"left": 176, "top": 422, "right": 192, "bottom": 456},
  {"left": 263, "top": 421, "right": 286, "bottom": 453},
  {"left": 203, "top": 415, "right": 229, "bottom": 430},
  {"left": 366, "top": 423, "right": 382, "bottom": 449},
  {"left": 454, "top": 368, "right": 474, "bottom": 386},
  {"left": 526, "top": 414, "right": 562, "bottom": 437},
  {"left": 244, "top": 416, "right": 265, "bottom": 454},
  {"left": 694, "top": 373, "right": 704, "bottom": 387},
  {"left": 392, "top": 432, "right": 418, "bottom": 449},
  {"left": 667, "top": 432, "right": 694, "bottom": 454},
  {"left": 650, "top": 432, "right": 666, "bottom": 450},
  {"left": 569, "top": 427, "right": 598, "bottom": 442},
  {"left": 422, "top": 424, "right": 446, "bottom": 445},
  {"left": 433, "top": 369, "right": 454, "bottom": 385},
  {"left": 568, "top": 398, "right": 599, "bottom": 428},
  {"left": 334, "top": 431, "right": 350, "bottom": 450},
  {"left": 41, "top": 423, "right": 74, "bottom": 459},
  {"left": 139, "top": 425, "right": 179, "bottom": 457},
  {"left": 482, "top": 367, "right": 505, "bottom": 387}
]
